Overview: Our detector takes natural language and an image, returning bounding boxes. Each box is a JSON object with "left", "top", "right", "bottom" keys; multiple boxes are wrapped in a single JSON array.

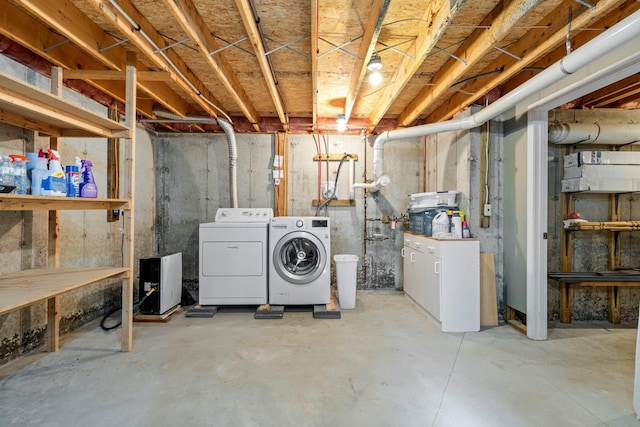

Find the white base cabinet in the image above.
[{"left": 402, "top": 232, "right": 480, "bottom": 332}]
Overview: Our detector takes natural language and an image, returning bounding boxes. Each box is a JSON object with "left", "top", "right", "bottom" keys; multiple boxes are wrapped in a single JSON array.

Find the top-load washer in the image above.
[
  {"left": 269, "top": 216, "right": 330, "bottom": 305},
  {"left": 199, "top": 207, "right": 273, "bottom": 305}
]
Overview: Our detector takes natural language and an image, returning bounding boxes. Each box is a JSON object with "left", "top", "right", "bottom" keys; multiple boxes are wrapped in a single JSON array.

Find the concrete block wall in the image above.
[{"left": 548, "top": 109, "right": 640, "bottom": 322}]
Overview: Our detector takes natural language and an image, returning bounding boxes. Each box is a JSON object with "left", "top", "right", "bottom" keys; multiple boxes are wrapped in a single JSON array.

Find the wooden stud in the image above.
[
  {"left": 560, "top": 282, "right": 573, "bottom": 324},
  {"left": 47, "top": 296, "right": 60, "bottom": 352},
  {"left": 608, "top": 286, "right": 621, "bottom": 324},
  {"left": 274, "top": 133, "right": 288, "bottom": 216},
  {"left": 121, "top": 51, "right": 137, "bottom": 353}
]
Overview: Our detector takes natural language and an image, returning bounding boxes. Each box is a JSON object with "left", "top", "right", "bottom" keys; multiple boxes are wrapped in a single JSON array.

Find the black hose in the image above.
[
  {"left": 316, "top": 154, "right": 353, "bottom": 216},
  {"left": 100, "top": 288, "right": 156, "bottom": 331}
]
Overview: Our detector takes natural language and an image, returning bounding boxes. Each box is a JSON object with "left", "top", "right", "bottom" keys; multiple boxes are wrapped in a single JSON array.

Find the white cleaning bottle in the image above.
[
  {"left": 31, "top": 148, "right": 48, "bottom": 196},
  {"left": 451, "top": 211, "right": 462, "bottom": 239},
  {"left": 41, "top": 149, "right": 67, "bottom": 196}
]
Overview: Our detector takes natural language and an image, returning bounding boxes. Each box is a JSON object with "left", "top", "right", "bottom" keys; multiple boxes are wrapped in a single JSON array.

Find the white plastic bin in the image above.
[{"left": 334, "top": 254, "right": 358, "bottom": 309}]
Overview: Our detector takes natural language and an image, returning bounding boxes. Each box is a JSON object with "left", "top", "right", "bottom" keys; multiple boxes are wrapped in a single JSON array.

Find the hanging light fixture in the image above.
[
  {"left": 336, "top": 114, "right": 347, "bottom": 132},
  {"left": 367, "top": 54, "right": 383, "bottom": 71},
  {"left": 367, "top": 54, "right": 383, "bottom": 85}
]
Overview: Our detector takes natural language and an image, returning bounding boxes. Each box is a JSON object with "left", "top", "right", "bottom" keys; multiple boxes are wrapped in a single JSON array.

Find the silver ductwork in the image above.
[
  {"left": 151, "top": 110, "right": 238, "bottom": 208},
  {"left": 354, "top": 9, "right": 640, "bottom": 192}
]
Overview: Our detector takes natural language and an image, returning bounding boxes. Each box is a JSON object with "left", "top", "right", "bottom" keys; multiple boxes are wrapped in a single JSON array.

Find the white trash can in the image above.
[{"left": 334, "top": 254, "right": 358, "bottom": 309}]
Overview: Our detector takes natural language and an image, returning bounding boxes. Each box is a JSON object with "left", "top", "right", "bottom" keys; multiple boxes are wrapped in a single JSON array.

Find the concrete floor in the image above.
[{"left": 0, "top": 290, "right": 638, "bottom": 427}]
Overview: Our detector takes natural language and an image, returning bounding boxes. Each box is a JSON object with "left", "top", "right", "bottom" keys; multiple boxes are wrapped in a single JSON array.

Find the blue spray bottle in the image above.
[{"left": 79, "top": 159, "right": 98, "bottom": 198}]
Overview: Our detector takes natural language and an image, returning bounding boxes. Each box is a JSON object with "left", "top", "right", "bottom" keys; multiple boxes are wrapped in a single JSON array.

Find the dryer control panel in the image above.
[{"left": 215, "top": 208, "right": 273, "bottom": 223}]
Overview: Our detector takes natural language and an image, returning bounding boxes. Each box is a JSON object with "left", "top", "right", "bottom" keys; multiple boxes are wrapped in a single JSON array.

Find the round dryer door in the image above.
[{"left": 272, "top": 231, "right": 326, "bottom": 285}]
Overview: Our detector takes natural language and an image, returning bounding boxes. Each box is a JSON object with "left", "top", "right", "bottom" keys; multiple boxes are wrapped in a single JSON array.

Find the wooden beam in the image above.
[
  {"left": 311, "top": 0, "right": 319, "bottom": 129},
  {"left": 1, "top": 0, "right": 189, "bottom": 118},
  {"left": 234, "top": 0, "right": 288, "bottom": 131},
  {"left": 425, "top": 0, "right": 632, "bottom": 123},
  {"left": 343, "top": 0, "right": 390, "bottom": 121},
  {"left": 368, "top": 0, "right": 466, "bottom": 126},
  {"left": 397, "top": 0, "right": 545, "bottom": 127},
  {"left": 274, "top": 133, "right": 288, "bottom": 216},
  {"left": 163, "top": 0, "right": 261, "bottom": 131},
  {"left": 85, "top": 0, "right": 226, "bottom": 118},
  {"left": 63, "top": 70, "right": 171, "bottom": 82},
  {"left": 122, "top": 51, "right": 136, "bottom": 353}
]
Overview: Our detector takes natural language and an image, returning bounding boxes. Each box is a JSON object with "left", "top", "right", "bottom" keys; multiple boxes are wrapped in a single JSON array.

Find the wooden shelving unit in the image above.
[
  {"left": 0, "top": 194, "right": 128, "bottom": 211},
  {"left": 552, "top": 146, "right": 640, "bottom": 323},
  {"left": 0, "top": 61, "right": 137, "bottom": 353},
  {"left": 0, "top": 71, "right": 130, "bottom": 138}
]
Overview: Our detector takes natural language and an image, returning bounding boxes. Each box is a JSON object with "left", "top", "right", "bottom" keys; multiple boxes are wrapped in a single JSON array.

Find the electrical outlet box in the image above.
[{"left": 483, "top": 204, "right": 492, "bottom": 217}]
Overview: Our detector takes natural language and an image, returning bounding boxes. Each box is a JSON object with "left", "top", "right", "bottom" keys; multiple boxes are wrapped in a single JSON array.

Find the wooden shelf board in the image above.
[
  {"left": 567, "top": 221, "right": 640, "bottom": 231},
  {"left": 0, "top": 194, "right": 129, "bottom": 211},
  {"left": 0, "top": 71, "right": 130, "bottom": 138},
  {"left": 0, "top": 267, "right": 129, "bottom": 315},
  {"left": 312, "top": 199, "right": 356, "bottom": 207}
]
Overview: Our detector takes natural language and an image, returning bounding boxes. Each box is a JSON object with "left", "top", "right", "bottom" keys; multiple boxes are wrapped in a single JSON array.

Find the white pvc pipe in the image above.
[
  {"left": 356, "top": 9, "right": 640, "bottom": 192},
  {"left": 349, "top": 157, "right": 355, "bottom": 200},
  {"left": 548, "top": 123, "right": 640, "bottom": 145}
]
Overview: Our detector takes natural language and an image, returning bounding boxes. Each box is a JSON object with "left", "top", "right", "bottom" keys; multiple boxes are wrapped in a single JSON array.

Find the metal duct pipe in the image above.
[
  {"left": 152, "top": 110, "right": 238, "bottom": 208},
  {"left": 548, "top": 123, "right": 640, "bottom": 145},
  {"left": 355, "top": 9, "right": 640, "bottom": 192}
]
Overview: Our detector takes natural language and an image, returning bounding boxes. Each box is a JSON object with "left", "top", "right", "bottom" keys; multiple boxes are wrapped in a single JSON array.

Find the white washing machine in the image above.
[
  {"left": 199, "top": 207, "right": 273, "bottom": 305},
  {"left": 269, "top": 216, "right": 330, "bottom": 305}
]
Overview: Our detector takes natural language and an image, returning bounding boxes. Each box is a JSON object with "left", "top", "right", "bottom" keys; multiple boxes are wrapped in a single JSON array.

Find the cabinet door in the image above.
[
  {"left": 402, "top": 246, "right": 414, "bottom": 298},
  {"left": 423, "top": 242, "right": 441, "bottom": 321}
]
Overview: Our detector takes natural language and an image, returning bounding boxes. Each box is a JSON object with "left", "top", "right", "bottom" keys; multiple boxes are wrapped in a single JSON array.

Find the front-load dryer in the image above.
[
  {"left": 269, "top": 217, "right": 330, "bottom": 305},
  {"left": 199, "top": 207, "right": 273, "bottom": 305}
]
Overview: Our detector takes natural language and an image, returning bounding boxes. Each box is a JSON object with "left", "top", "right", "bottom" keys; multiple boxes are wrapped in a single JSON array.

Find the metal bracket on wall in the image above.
[{"left": 313, "top": 153, "right": 358, "bottom": 161}]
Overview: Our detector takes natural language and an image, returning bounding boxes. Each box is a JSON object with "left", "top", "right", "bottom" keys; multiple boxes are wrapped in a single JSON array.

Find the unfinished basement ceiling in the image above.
[{"left": 1, "top": 0, "right": 640, "bottom": 134}]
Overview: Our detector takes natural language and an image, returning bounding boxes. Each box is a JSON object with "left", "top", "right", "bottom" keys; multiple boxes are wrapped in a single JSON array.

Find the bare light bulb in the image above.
[
  {"left": 336, "top": 114, "right": 347, "bottom": 132},
  {"left": 369, "top": 71, "right": 383, "bottom": 85}
]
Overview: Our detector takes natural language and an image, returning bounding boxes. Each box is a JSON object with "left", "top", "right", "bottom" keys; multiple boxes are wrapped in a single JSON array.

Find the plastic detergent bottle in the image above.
[
  {"left": 79, "top": 159, "right": 98, "bottom": 198},
  {"left": 0, "top": 154, "right": 13, "bottom": 187},
  {"left": 462, "top": 221, "right": 471, "bottom": 238},
  {"left": 41, "top": 149, "right": 67, "bottom": 196},
  {"left": 31, "top": 148, "right": 47, "bottom": 196},
  {"left": 432, "top": 211, "right": 450, "bottom": 238},
  {"left": 65, "top": 165, "right": 80, "bottom": 197},
  {"left": 451, "top": 211, "right": 462, "bottom": 239},
  {"left": 9, "top": 155, "right": 30, "bottom": 194}
]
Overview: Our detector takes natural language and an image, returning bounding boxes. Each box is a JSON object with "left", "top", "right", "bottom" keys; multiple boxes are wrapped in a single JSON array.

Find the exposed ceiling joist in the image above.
[
  {"left": 6, "top": 0, "right": 192, "bottom": 118},
  {"left": 85, "top": 0, "right": 227, "bottom": 119},
  {"left": 368, "top": 0, "right": 466, "bottom": 127},
  {"left": 397, "top": 0, "right": 546, "bottom": 127},
  {"left": 234, "top": 0, "right": 288, "bottom": 131},
  {"left": 343, "top": 0, "right": 390, "bottom": 123},
  {"left": 425, "top": 0, "right": 635, "bottom": 124},
  {"left": 2, "top": 0, "right": 639, "bottom": 134},
  {"left": 162, "top": 0, "right": 261, "bottom": 131}
]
